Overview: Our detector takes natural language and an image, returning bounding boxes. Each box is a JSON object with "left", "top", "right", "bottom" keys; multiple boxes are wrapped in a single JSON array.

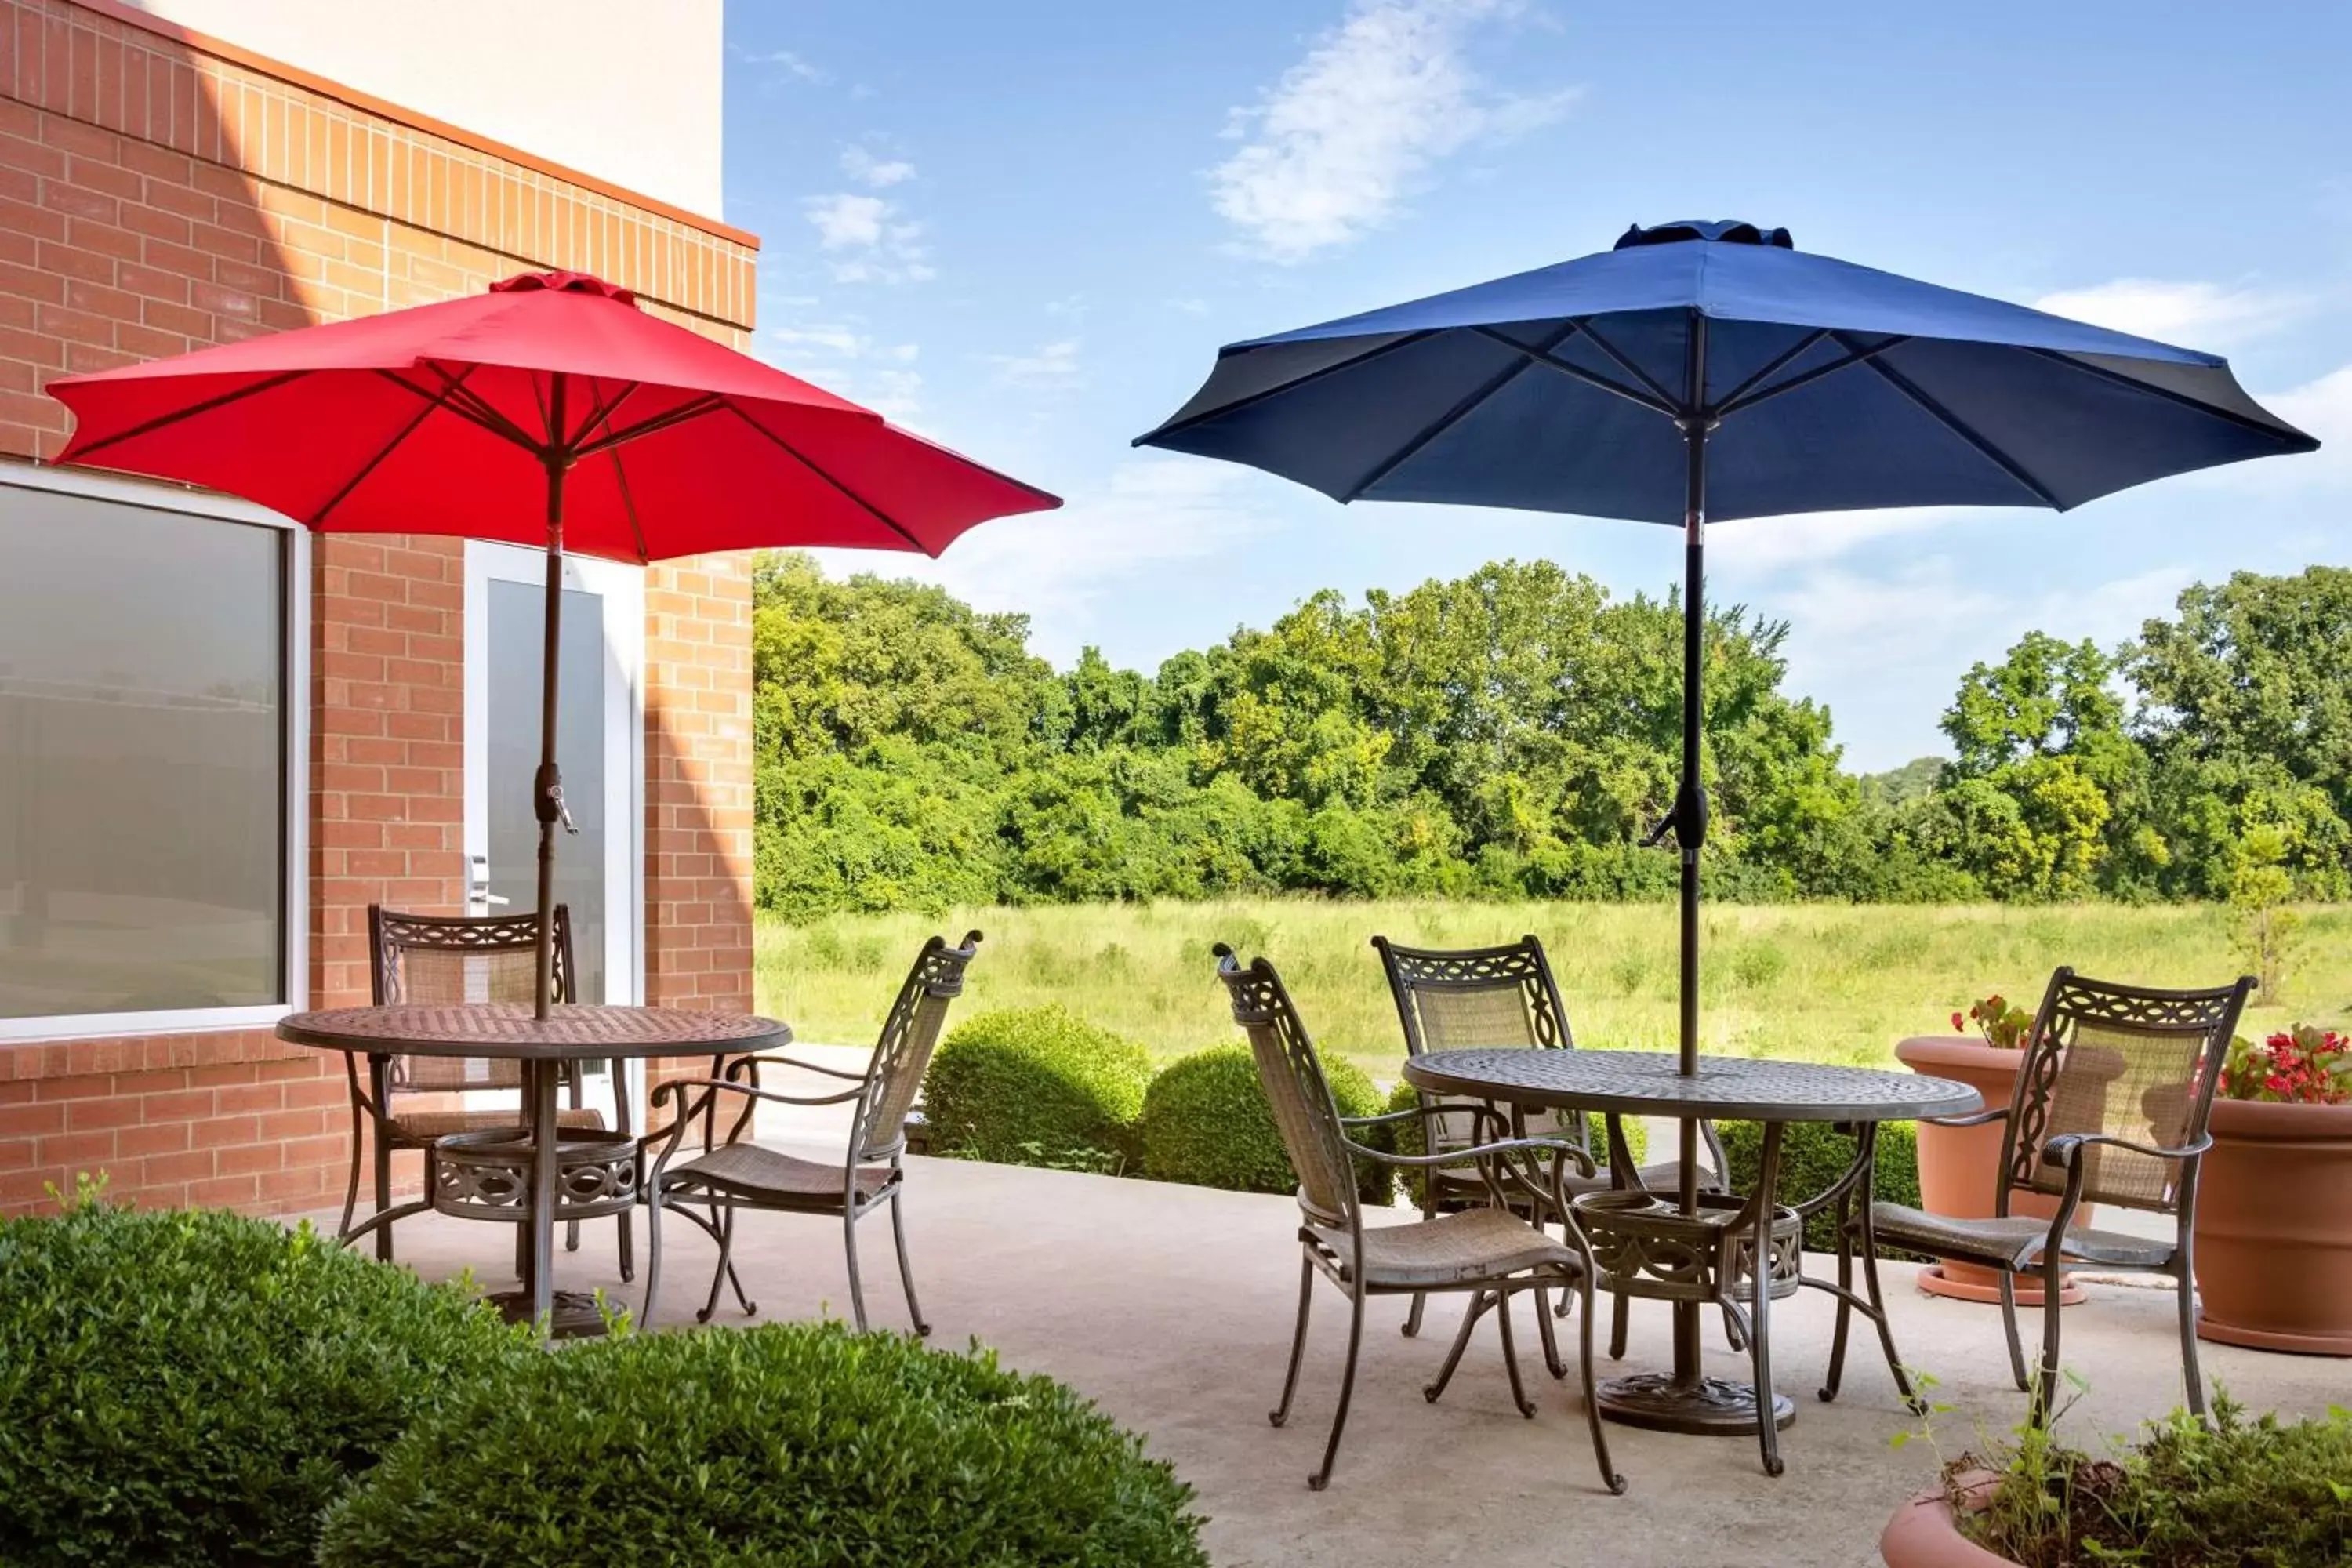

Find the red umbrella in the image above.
[{"left": 50, "top": 270, "right": 1059, "bottom": 1014}]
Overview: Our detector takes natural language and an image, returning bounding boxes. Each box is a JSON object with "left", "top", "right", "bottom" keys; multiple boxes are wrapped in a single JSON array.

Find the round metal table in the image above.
[
  {"left": 281, "top": 1004, "right": 790, "bottom": 1335},
  {"left": 1401, "top": 1048, "right": 1980, "bottom": 1467}
]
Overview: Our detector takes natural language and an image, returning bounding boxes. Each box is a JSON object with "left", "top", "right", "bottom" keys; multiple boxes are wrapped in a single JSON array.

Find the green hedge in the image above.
[
  {"left": 1381, "top": 1080, "right": 1648, "bottom": 1208},
  {"left": 1139, "top": 1043, "right": 1390, "bottom": 1203},
  {"left": 1719, "top": 1119, "right": 1924, "bottom": 1255},
  {"left": 0, "top": 1196, "right": 530, "bottom": 1567},
  {"left": 319, "top": 1322, "right": 1210, "bottom": 1568},
  {"left": 923, "top": 1004, "right": 1152, "bottom": 1172}
]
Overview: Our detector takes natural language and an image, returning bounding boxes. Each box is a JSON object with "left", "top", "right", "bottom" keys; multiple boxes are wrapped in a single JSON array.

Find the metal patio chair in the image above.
[
  {"left": 642, "top": 931, "right": 981, "bottom": 1333},
  {"left": 1374, "top": 933, "right": 1726, "bottom": 1354},
  {"left": 1842, "top": 965, "right": 2253, "bottom": 1424},
  {"left": 339, "top": 905, "right": 629, "bottom": 1274},
  {"left": 1218, "top": 945, "right": 1623, "bottom": 1494}
]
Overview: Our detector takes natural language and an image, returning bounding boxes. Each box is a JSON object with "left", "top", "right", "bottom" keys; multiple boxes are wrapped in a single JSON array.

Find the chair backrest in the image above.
[
  {"left": 1374, "top": 933, "right": 1577, "bottom": 1152},
  {"left": 853, "top": 931, "right": 982, "bottom": 1162},
  {"left": 368, "top": 905, "right": 574, "bottom": 1093},
  {"left": 1217, "top": 945, "right": 1359, "bottom": 1232},
  {"left": 1999, "top": 966, "right": 2253, "bottom": 1216}
]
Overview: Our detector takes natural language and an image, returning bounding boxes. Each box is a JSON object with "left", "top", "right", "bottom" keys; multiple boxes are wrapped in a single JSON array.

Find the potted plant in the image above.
[
  {"left": 1881, "top": 1395, "right": 2351, "bottom": 1566},
  {"left": 1894, "top": 996, "right": 2103, "bottom": 1306},
  {"left": 2194, "top": 1025, "right": 2352, "bottom": 1355}
]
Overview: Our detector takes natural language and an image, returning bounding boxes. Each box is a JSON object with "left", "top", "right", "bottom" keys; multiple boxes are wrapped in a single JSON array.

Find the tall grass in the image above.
[{"left": 755, "top": 901, "right": 2352, "bottom": 1076}]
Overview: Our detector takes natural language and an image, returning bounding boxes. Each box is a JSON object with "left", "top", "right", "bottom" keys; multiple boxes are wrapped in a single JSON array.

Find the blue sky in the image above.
[{"left": 721, "top": 0, "right": 2352, "bottom": 772}]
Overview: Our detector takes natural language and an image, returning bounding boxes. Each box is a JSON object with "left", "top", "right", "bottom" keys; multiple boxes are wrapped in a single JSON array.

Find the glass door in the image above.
[{"left": 463, "top": 543, "right": 642, "bottom": 1012}]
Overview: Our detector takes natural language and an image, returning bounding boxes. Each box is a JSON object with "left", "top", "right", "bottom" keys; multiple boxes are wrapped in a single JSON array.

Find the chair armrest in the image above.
[
  {"left": 726, "top": 1052, "right": 871, "bottom": 1084},
  {"left": 1348, "top": 1133, "right": 1599, "bottom": 1181},
  {"left": 2042, "top": 1130, "right": 2211, "bottom": 1170},
  {"left": 1926, "top": 1106, "right": 2011, "bottom": 1130},
  {"left": 655, "top": 1076, "right": 863, "bottom": 1112},
  {"left": 1338, "top": 1105, "right": 1438, "bottom": 1130}
]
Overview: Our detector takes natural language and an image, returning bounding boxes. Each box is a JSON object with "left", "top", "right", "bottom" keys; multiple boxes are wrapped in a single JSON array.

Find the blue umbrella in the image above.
[{"left": 1138, "top": 218, "right": 2315, "bottom": 1439}]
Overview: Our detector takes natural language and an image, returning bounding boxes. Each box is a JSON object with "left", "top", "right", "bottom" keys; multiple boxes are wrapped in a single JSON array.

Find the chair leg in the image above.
[
  {"left": 1308, "top": 1285, "right": 1367, "bottom": 1491},
  {"left": 889, "top": 1189, "right": 930, "bottom": 1336},
  {"left": 641, "top": 1189, "right": 665, "bottom": 1326},
  {"left": 1577, "top": 1265, "right": 1627, "bottom": 1495},
  {"left": 372, "top": 1130, "right": 396, "bottom": 1265},
  {"left": 1608, "top": 1287, "right": 1630, "bottom": 1360},
  {"left": 2031, "top": 1249, "right": 2065, "bottom": 1428},
  {"left": 696, "top": 1203, "right": 740, "bottom": 1325},
  {"left": 1748, "top": 1276, "right": 1783, "bottom": 1478},
  {"left": 1534, "top": 1283, "right": 1567, "bottom": 1380},
  {"left": 2176, "top": 1262, "right": 2206, "bottom": 1419},
  {"left": 1424, "top": 1290, "right": 1490, "bottom": 1404},
  {"left": 843, "top": 1207, "right": 869, "bottom": 1334},
  {"left": 1854, "top": 1204, "right": 1921, "bottom": 1414},
  {"left": 1403, "top": 1185, "right": 1438, "bottom": 1338},
  {"left": 1495, "top": 1290, "right": 1537, "bottom": 1419},
  {"left": 1272, "top": 1253, "right": 1314, "bottom": 1428},
  {"left": 1997, "top": 1269, "right": 2031, "bottom": 1392},
  {"left": 337, "top": 1098, "right": 366, "bottom": 1243}
]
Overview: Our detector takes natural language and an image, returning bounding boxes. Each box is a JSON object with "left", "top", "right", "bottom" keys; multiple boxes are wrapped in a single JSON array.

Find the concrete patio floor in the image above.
[{"left": 308, "top": 1138, "right": 2351, "bottom": 1568}]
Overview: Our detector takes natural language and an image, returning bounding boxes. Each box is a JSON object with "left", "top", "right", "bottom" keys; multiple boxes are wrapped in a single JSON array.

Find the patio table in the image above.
[
  {"left": 279, "top": 1003, "right": 789, "bottom": 1336},
  {"left": 1400, "top": 1048, "right": 1980, "bottom": 1465}
]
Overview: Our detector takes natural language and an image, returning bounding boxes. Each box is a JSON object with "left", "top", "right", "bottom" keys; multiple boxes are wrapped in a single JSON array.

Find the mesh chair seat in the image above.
[
  {"left": 1869, "top": 1203, "right": 2177, "bottom": 1271},
  {"left": 390, "top": 1106, "right": 605, "bottom": 1144},
  {"left": 1312, "top": 1208, "right": 1584, "bottom": 1290},
  {"left": 659, "top": 1142, "right": 898, "bottom": 1210}
]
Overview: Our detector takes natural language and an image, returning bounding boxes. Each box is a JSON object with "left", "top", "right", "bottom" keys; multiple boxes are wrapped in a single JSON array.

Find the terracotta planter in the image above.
[
  {"left": 2194, "top": 1098, "right": 2352, "bottom": 1355},
  {"left": 1881, "top": 1472, "right": 2015, "bottom": 1568},
  {"left": 1893, "top": 1036, "right": 2092, "bottom": 1307}
]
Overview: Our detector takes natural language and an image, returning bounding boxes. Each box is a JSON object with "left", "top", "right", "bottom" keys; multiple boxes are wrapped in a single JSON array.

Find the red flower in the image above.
[{"left": 1951, "top": 1011, "right": 1966, "bottom": 1032}]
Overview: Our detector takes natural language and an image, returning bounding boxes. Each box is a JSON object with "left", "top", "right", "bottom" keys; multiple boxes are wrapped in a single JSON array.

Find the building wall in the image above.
[
  {"left": 113, "top": 0, "right": 723, "bottom": 219},
  {"left": 0, "top": 0, "right": 757, "bottom": 1218}
]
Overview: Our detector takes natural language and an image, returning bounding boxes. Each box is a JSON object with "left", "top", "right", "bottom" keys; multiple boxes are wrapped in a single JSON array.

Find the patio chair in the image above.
[
  {"left": 1218, "top": 945, "right": 1623, "bottom": 1494},
  {"left": 1374, "top": 933, "right": 1726, "bottom": 1354},
  {"left": 340, "top": 905, "right": 629, "bottom": 1276},
  {"left": 641, "top": 931, "right": 981, "bottom": 1334},
  {"left": 1839, "top": 966, "right": 2252, "bottom": 1425}
]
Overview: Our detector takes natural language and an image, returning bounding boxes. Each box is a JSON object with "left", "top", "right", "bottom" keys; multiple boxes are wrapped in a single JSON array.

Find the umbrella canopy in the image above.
[
  {"left": 1138, "top": 218, "right": 2315, "bottom": 522},
  {"left": 51, "top": 270, "right": 1061, "bottom": 1015}
]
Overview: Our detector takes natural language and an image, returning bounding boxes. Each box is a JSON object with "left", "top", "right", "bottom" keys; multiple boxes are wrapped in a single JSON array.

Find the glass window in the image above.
[{"left": 0, "top": 481, "right": 289, "bottom": 1020}]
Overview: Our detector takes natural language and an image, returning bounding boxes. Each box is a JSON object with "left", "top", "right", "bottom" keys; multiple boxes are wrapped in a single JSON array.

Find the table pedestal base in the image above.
[
  {"left": 486, "top": 1288, "right": 612, "bottom": 1339},
  {"left": 1597, "top": 1371, "right": 1794, "bottom": 1434}
]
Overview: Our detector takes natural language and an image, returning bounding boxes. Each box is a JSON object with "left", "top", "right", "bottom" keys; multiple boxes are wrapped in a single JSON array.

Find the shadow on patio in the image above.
[{"left": 301, "top": 1116, "right": 2339, "bottom": 1568}]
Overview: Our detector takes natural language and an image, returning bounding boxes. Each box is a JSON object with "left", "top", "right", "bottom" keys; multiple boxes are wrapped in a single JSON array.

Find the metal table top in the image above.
[
  {"left": 277, "top": 1003, "right": 791, "bottom": 1062},
  {"left": 1401, "top": 1047, "right": 1981, "bottom": 1123}
]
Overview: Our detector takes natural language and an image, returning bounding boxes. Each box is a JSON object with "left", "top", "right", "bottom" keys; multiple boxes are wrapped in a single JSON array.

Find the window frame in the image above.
[{"left": 0, "top": 460, "right": 310, "bottom": 1044}]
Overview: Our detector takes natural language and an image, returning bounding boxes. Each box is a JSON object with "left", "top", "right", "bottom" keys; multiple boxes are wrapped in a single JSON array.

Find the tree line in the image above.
[{"left": 749, "top": 552, "right": 2352, "bottom": 918}]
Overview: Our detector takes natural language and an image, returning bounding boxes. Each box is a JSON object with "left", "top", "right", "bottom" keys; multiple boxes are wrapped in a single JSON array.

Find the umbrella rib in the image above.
[
  {"left": 1715, "top": 335, "right": 1911, "bottom": 419},
  {"left": 65, "top": 369, "right": 312, "bottom": 457},
  {"left": 1708, "top": 328, "right": 1831, "bottom": 413},
  {"left": 1849, "top": 344, "right": 2062, "bottom": 508},
  {"left": 1340, "top": 321, "right": 1581, "bottom": 503},
  {"left": 605, "top": 442, "right": 651, "bottom": 564},
  {"left": 573, "top": 394, "right": 728, "bottom": 459},
  {"left": 566, "top": 380, "right": 640, "bottom": 452},
  {"left": 310, "top": 365, "right": 479, "bottom": 524},
  {"left": 1134, "top": 331, "right": 1438, "bottom": 443},
  {"left": 1471, "top": 327, "right": 1681, "bottom": 418},
  {"left": 2019, "top": 347, "right": 2320, "bottom": 448},
  {"left": 391, "top": 365, "right": 540, "bottom": 452},
  {"left": 721, "top": 403, "right": 929, "bottom": 553},
  {"left": 1575, "top": 319, "right": 1685, "bottom": 412}
]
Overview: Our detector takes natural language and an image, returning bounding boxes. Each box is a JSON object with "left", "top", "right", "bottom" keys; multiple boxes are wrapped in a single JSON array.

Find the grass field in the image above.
[{"left": 754, "top": 900, "right": 2352, "bottom": 1077}]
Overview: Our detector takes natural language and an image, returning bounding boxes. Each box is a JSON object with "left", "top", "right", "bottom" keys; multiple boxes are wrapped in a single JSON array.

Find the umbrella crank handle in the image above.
[{"left": 535, "top": 763, "right": 579, "bottom": 836}]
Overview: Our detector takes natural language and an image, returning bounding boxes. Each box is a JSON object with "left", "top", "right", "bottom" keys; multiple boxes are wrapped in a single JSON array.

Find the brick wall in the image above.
[{"left": 0, "top": 0, "right": 758, "bottom": 1218}]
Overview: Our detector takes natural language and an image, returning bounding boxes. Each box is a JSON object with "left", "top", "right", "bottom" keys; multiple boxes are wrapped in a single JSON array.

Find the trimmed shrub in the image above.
[
  {"left": 0, "top": 1196, "right": 530, "bottom": 1567},
  {"left": 1719, "top": 1118, "right": 1925, "bottom": 1256},
  {"left": 924, "top": 1004, "right": 1151, "bottom": 1171},
  {"left": 1139, "top": 1044, "right": 1391, "bottom": 1203},
  {"left": 318, "top": 1321, "right": 1211, "bottom": 1568},
  {"left": 1381, "top": 1080, "right": 1648, "bottom": 1208}
]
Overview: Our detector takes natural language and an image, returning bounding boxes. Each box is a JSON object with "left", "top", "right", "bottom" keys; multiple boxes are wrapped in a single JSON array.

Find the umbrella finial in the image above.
[
  {"left": 1615, "top": 220, "right": 1794, "bottom": 251},
  {"left": 490, "top": 270, "right": 639, "bottom": 307}
]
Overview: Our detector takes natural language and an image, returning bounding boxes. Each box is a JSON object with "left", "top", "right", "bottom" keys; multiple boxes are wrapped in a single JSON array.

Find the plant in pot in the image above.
[
  {"left": 2194, "top": 1024, "right": 2352, "bottom": 1355},
  {"left": 1880, "top": 1392, "right": 2352, "bottom": 1567},
  {"left": 1893, "top": 995, "right": 2118, "bottom": 1306}
]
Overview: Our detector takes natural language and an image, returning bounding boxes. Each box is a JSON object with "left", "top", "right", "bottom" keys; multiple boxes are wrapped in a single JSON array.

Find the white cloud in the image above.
[
  {"left": 2031, "top": 278, "right": 2306, "bottom": 348},
  {"left": 1165, "top": 297, "right": 1211, "bottom": 316},
  {"left": 1210, "top": 0, "right": 1577, "bottom": 262},
  {"left": 840, "top": 146, "right": 916, "bottom": 187},
  {"left": 764, "top": 320, "right": 922, "bottom": 417},
  {"left": 801, "top": 194, "right": 934, "bottom": 284},
  {"left": 1708, "top": 506, "right": 1979, "bottom": 575},
  {"left": 988, "top": 339, "right": 1083, "bottom": 389},
  {"left": 733, "top": 47, "right": 827, "bottom": 84},
  {"left": 2266, "top": 364, "right": 2352, "bottom": 474},
  {"left": 817, "top": 460, "right": 1276, "bottom": 648}
]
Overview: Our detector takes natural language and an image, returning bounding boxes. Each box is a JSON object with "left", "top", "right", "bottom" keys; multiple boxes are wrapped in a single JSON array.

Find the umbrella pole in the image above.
[{"left": 532, "top": 457, "right": 568, "bottom": 1022}]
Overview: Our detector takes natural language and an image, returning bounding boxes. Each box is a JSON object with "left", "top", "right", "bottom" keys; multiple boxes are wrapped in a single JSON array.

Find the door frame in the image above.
[{"left": 461, "top": 540, "right": 645, "bottom": 1007}]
